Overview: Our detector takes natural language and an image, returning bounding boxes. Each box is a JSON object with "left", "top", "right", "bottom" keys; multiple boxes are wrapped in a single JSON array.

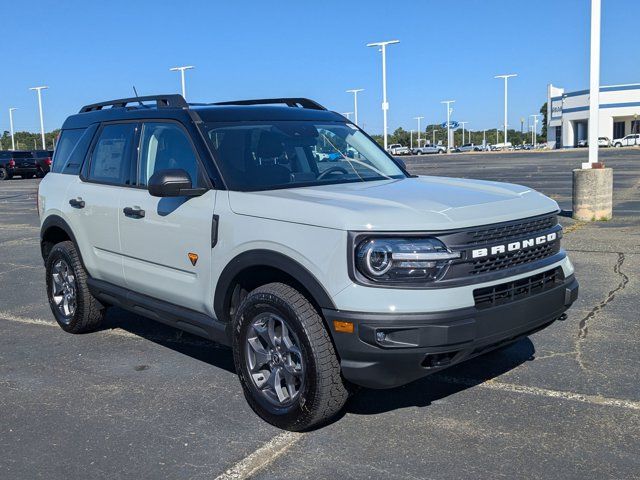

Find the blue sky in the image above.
[{"left": 2, "top": 0, "right": 638, "bottom": 135}]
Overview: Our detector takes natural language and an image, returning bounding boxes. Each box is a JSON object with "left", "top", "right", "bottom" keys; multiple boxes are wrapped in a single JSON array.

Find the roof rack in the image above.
[
  {"left": 79, "top": 94, "right": 188, "bottom": 113},
  {"left": 212, "top": 98, "right": 327, "bottom": 111}
]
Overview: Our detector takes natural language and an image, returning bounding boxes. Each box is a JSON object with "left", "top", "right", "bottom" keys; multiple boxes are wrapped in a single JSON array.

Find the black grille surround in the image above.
[{"left": 347, "top": 211, "right": 565, "bottom": 289}]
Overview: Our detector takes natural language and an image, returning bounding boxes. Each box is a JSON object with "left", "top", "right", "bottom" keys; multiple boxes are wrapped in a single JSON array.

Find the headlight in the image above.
[{"left": 355, "top": 237, "right": 460, "bottom": 283}]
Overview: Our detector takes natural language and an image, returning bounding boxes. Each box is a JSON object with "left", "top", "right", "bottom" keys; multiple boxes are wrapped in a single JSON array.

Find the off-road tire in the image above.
[
  {"left": 45, "top": 241, "right": 105, "bottom": 333},
  {"left": 232, "top": 282, "right": 349, "bottom": 431}
]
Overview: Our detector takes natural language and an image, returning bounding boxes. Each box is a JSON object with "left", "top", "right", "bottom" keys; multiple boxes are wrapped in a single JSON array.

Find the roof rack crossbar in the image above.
[
  {"left": 79, "top": 94, "right": 188, "bottom": 113},
  {"left": 212, "top": 97, "right": 327, "bottom": 111}
]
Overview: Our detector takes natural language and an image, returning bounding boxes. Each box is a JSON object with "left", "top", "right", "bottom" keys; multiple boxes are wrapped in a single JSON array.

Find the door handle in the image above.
[
  {"left": 69, "top": 198, "right": 85, "bottom": 209},
  {"left": 123, "top": 206, "right": 145, "bottom": 219}
]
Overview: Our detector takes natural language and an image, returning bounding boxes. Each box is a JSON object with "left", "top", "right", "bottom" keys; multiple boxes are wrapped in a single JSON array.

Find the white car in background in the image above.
[
  {"left": 613, "top": 134, "right": 640, "bottom": 147},
  {"left": 412, "top": 144, "right": 446, "bottom": 155},
  {"left": 454, "top": 143, "right": 482, "bottom": 153},
  {"left": 387, "top": 144, "right": 411, "bottom": 155}
]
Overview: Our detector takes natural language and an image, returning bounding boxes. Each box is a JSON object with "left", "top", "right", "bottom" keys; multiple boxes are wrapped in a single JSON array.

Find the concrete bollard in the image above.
[{"left": 572, "top": 167, "right": 613, "bottom": 221}]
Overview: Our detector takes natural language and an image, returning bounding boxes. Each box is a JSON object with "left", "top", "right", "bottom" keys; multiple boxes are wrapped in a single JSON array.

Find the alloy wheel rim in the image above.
[
  {"left": 51, "top": 259, "right": 77, "bottom": 322},
  {"left": 245, "top": 312, "right": 305, "bottom": 407}
]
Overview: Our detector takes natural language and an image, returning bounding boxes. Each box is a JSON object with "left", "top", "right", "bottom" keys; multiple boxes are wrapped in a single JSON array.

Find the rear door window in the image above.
[{"left": 87, "top": 123, "right": 137, "bottom": 186}]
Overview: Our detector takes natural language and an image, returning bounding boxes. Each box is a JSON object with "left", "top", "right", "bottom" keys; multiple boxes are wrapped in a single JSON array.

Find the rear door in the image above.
[
  {"left": 118, "top": 120, "right": 216, "bottom": 313},
  {"left": 65, "top": 122, "right": 137, "bottom": 284}
]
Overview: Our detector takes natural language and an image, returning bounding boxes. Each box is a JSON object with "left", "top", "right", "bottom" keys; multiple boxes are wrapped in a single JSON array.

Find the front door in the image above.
[{"left": 119, "top": 121, "right": 216, "bottom": 314}]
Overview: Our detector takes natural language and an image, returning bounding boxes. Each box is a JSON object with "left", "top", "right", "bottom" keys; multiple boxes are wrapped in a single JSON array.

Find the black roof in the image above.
[{"left": 63, "top": 95, "right": 345, "bottom": 129}]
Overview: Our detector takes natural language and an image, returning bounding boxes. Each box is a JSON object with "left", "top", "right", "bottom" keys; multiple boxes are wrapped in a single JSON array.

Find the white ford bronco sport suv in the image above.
[{"left": 39, "top": 95, "right": 578, "bottom": 430}]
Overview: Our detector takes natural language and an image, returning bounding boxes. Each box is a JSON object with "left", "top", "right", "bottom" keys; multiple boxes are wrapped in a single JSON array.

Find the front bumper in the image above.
[{"left": 324, "top": 274, "right": 578, "bottom": 389}]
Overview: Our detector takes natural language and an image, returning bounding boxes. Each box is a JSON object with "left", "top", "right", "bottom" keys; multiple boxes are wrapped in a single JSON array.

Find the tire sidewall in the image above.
[
  {"left": 45, "top": 243, "right": 84, "bottom": 332},
  {"left": 233, "top": 291, "right": 321, "bottom": 428}
]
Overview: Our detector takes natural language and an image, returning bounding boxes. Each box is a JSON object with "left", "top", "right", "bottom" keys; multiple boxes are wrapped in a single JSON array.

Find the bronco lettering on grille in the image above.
[{"left": 471, "top": 232, "right": 557, "bottom": 259}]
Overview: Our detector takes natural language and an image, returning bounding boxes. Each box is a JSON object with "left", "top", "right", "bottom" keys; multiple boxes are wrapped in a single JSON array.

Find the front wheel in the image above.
[
  {"left": 615, "top": 143, "right": 622, "bottom": 148},
  {"left": 232, "top": 283, "right": 349, "bottom": 431},
  {"left": 0, "top": 168, "right": 9, "bottom": 180}
]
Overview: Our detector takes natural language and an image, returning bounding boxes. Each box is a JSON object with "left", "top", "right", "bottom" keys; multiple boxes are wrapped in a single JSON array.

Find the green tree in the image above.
[{"left": 539, "top": 102, "right": 548, "bottom": 138}]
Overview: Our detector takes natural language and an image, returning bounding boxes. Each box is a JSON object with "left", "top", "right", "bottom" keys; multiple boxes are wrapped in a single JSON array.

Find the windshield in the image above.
[{"left": 202, "top": 121, "right": 406, "bottom": 191}]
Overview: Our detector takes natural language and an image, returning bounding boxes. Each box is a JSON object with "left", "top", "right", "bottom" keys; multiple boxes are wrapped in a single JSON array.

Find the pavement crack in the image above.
[
  {"left": 577, "top": 252, "right": 629, "bottom": 340},
  {"left": 575, "top": 252, "right": 629, "bottom": 375}
]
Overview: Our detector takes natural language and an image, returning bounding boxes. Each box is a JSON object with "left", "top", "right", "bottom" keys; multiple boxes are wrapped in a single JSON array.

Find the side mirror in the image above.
[{"left": 148, "top": 169, "right": 206, "bottom": 197}]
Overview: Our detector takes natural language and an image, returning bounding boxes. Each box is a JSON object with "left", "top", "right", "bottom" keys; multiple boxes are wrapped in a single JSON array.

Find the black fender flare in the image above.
[
  {"left": 40, "top": 215, "right": 82, "bottom": 263},
  {"left": 213, "top": 249, "right": 336, "bottom": 321}
]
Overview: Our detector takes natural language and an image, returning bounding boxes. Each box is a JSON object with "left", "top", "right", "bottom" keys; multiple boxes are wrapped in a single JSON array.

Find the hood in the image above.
[{"left": 228, "top": 176, "right": 559, "bottom": 231}]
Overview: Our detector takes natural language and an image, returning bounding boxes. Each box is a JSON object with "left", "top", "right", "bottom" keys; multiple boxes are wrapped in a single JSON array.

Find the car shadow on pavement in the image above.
[
  {"left": 98, "top": 307, "right": 535, "bottom": 425},
  {"left": 99, "top": 307, "right": 236, "bottom": 375},
  {"left": 345, "top": 338, "right": 535, "bottom": 416}
]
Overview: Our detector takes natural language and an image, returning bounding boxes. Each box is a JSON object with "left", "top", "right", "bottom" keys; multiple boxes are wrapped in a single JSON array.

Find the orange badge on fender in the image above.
[{"left": 188, "top": 253, "right": 199, "bottom": 266}]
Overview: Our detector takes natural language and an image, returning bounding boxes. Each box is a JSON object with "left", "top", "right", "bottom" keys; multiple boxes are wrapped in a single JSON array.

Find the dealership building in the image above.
[{"left": 547, "top": 83, "right": 640, "bottom": 148}]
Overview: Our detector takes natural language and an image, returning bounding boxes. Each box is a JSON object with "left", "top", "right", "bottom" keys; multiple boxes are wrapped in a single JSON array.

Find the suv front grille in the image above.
[
  {"left": 471, "top": 242, "right": 558, "bottom": 275},
  {"left": 465, "top": 215, "right": 557, "bottom": 245},
  {"left": 473, "top": 267, "right": 563, "bottom": 309},
  {"left": 436, "top": 213, "right": 563, "bottom": 283}
]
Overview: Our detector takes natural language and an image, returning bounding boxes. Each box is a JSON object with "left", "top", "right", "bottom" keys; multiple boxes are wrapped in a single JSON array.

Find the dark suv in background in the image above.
[
  {"left": 32, "top": 150, "right": 54, "bottom": 177},
  {"left": 0, "top": 151, "right": 38, "bottom": 180}
]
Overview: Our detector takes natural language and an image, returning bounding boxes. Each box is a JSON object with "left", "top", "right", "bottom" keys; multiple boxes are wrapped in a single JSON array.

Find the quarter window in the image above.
[
  {"left": 138, "top": 122, "right": 202, "bottom": 187},
  {"left": 87, "top": 123, "right": 136, "bottom": 185}
]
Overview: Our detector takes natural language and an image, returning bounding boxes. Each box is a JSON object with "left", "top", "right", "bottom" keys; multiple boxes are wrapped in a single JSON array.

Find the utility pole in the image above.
[
  {"left": 367, "top": 40, "right": 399, "bottom": 150},
  {"left": 29, "top": 86, "right": 48, "bottom": 149},
  {"left": 410, "top": 130, "right": 414, "bottom": 149},
  {"left": 460, "top": 121, "right": 468, "bottom": 145},
  {"left": 441, "top": 100, "right": 455, "bottom": 153},
  {"left": 9, "top": 108, "right": 17, "bottom": 150},
  {"left": 495, "top": 74, "right": 517, "bottom": 148},
  {"left": 346, "top": 89, "right": 364, "bottom": 125},
  {"left": 483, "top": 129, "right": 487, "bottom": 149},
  {"left": 530, "top": 114, "right": 541, "bottom": 147},
  {"left": 432, "top": 126, "right": 437, "bottom": 145},
  {"left": 169, "top": 65, "right": 194, "bottom": 100},
  {"left": 496, "top": 128, "right": 499, "bottom": 144},
  {"left": 414, "top": 116, "right": 424, "bottom": 147}
]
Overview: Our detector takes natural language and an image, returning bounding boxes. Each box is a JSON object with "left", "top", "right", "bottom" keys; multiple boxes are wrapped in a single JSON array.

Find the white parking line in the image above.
[
  {"left": 215, "top": 431, "right": 303, "bottom": 480},
  {"left": 434, "top": 374, "right": 640, "bottom": 411}
]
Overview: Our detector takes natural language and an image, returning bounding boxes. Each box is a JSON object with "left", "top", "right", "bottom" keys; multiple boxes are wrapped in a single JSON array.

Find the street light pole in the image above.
[
  {"left": 367, "top": 40, "right": 400, "bottom": 150},
  {"left": 29, "top": 86, "right": 48, "bottom": 149},
  {"left": 441, "top": 100, "right": 455, "bottom": 153},
  {"left": 495, "top": 74, "right": 517, "bottom": 148},
  {"left": 169, "top": 65, "right": 194, "bottom": 100},
  {"left": 460, "top": 121, "right": 468, "bottom": 145},
  {"left": 414, "top": 116, "right": 424, "bottom": 147},
  {"left": 9, "top": 108, "right": 17, "bottom": 150},
  {"left": 530, "top": 114, "right": 541, "bottom": 147},
  {"left": 432, "top": 126, "right": 436, "bottom": 145},
  {"left": 346, "top": 89, "right": 364, "bottom": 125}
]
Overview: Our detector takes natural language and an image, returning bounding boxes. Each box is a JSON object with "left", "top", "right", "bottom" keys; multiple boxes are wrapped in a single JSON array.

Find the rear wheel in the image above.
[
  {"left": 615, "top": 143, "right": 622, "bottom": 148},
  {"left": 232, "top": 282, "right": 349, "bottom": 431},
  {"left": 45, "top": 241, "right": 105, "bottom": 333}
]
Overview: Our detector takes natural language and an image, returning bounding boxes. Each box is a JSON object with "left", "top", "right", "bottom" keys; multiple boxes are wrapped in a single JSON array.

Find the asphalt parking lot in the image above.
[{"left": 1, "top": 148, "right": 639, "bottom": 479}]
